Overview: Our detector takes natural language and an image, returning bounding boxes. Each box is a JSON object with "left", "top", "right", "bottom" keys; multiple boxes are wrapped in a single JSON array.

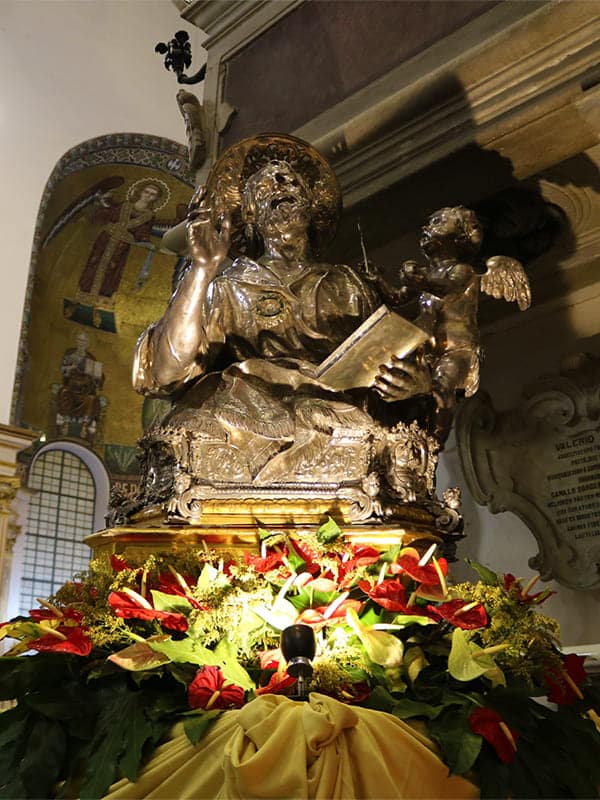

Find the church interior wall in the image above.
[{"left": 3, "top": 0, "right": 600, "bottom": 650}]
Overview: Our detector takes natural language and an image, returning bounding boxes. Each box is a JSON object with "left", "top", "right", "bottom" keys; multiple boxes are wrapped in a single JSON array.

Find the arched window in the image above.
[{"left": 17, "top": 444, "right": 109, "bottom": 615}]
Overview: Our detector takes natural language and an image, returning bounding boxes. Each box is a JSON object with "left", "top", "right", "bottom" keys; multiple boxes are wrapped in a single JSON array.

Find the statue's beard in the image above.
[{"left": 259, "top": 200, "right": 310, "bottom": 239}]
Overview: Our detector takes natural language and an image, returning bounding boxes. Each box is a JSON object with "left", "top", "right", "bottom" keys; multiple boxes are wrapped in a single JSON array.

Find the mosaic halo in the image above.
[{"left": 126, "top": 177, "right": 171, "bottom": 211}]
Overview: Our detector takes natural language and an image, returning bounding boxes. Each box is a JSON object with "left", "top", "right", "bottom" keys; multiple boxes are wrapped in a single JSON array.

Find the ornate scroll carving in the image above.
[{"left": 456, "top": 353, "right": 600, "bottom": 589}]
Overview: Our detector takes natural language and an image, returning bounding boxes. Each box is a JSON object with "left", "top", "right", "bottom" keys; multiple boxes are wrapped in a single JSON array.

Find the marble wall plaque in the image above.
[{"left": 456, "top": 353, "right": 600, "bottom": 589}]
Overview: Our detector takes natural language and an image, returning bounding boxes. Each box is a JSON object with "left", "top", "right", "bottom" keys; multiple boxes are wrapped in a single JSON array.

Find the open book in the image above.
[{"left": 316, "top": 305, "right": 428, "bottom": 391}]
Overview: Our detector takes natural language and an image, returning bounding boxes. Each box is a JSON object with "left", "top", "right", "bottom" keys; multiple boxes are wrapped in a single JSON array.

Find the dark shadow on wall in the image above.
[{"left": 327, "top": 69, "right": 600, "bottom": 349}]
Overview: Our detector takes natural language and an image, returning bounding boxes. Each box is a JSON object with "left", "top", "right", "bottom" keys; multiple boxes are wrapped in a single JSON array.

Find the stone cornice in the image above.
[{"left": 299, "top": 2, "right": 600, "bottom": 206}]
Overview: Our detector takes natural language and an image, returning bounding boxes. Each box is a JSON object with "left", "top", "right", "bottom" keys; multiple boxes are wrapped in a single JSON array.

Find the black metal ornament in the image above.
[{"left": 155, "top": 30, "right": 206, "bottom": 85}]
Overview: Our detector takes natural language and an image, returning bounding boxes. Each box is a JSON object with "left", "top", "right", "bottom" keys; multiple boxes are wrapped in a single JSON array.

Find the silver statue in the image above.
[{"left": 118, "top": 137, "right": 526, "bottom": 533}]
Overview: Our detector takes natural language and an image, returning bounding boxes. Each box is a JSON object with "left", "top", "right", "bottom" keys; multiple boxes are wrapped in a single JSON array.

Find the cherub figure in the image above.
[{"left": 396, "top": 206, "right": 531, "bottom": 442}]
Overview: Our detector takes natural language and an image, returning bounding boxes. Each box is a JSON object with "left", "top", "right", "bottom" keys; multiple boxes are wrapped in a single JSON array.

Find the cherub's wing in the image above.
[
  {"left": 481, "top": 255, "right": 531, "bottom": 311},
  {"left": 40, "top": 176, "right": 125, "bottom": 249}
]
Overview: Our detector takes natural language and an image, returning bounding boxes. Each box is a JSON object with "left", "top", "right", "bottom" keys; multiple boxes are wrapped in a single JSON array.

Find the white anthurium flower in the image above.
[
  {"left": 346, "top": 607, "right": 404, "bottom": 668},
  {"left": 252, "top": 572, "right": 298, "bottom": 631}
]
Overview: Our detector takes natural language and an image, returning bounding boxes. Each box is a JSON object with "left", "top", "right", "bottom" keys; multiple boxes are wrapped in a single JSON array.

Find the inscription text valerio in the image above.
[{"left": 546, "top": 431, "right": 600, "bottom": 540}]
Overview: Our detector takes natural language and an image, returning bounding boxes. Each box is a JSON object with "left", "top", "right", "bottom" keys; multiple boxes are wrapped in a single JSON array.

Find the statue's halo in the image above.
[{"left": 204, "top": 133, "right": 342, "bottom": 255}]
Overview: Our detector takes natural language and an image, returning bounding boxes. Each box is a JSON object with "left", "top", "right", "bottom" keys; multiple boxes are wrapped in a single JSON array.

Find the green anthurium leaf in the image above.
[
  {"left": 108, "top": 638, "right": 171, "bottom": 672},
  {"left": 2, "top": 640, "right": 33, "bottom": 657},
  {"left": 285, "top": 539, "right": 307, "bottom": 573},
  {"left": 391, "top": 697, "right": 446, "bottom": 720},
  {"left": 465, "top": 558, "right": 500, "bottom": 586},
  {"left": 404, "top": 645, "right": 429, "bottom": 685},
  {"left": 150, "top": 590, "right": 193, "bottom": 614},
  {"left": 317, "top": 516, "right": 342, "bottom": 544},
  {"left": 390, "top": 613, "right": 435, "bottom": 627},
  {"left": 378, "top": 545, "right": 401, "bottom": 563},
  {"left": 483, "top": 665, "right": 506, "bottom": 688},
  {"left": 288, "top": 586, "right": 338, "bottom": 612},
  {"left": 0, "top": 620, "right": 48, "bottom": 642},
  {"left": 258, "top": 527, "right": 274, "bottom": 541},
  {"left": 182, "top": 708, "right": 222, "bottom": 745},
  {"left": 213, "top": 638, "right": 255, "bottom": 691},
  {"left": 357, "top": 605, "right": 385, "bottom": 626},
  {"left": 429, "top": 706, "right": 482, "bottom": 776},
  {"left": 147, "top": 636, "right": 219, "bottom": 667},
  {"left": 361, "top": 684, "right": 398, "bottom": 712}
]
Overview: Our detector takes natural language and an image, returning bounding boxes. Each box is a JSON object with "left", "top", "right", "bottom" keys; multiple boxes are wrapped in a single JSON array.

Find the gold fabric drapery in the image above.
[{"left": 105, "top": 693, "right": 478, "bottom": 799}]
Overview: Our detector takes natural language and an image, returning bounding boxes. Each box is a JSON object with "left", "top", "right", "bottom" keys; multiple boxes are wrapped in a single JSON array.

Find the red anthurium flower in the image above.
[
  {"left": 338, "top": 681, "right": 371, "bottom": 704},
  {"left": 427, "top": 599, "right": 488, "bottom": 629},
  {"left": 358, "top": 579, "right": 408, "bottom": 612},
  {"left": 469, "top": 707, "right": 519, "bottom": 764},
  {"left": 256, "top": 671, "right": 296, "bottom": 695},
  {"left": 108, "top": 591, "right": 188, "bottom": 632},
  {"left": 110, "top": 554, "right": 131, "bottom": 572},
  {"left": 188, "top": 666, "right": 245, "bottom": 710},
  {"left": 28, "top": 625, "right": 92, "bottom": 656},
  {"left": 351, "top": 545, "right": 381, "bottom": 566},
  {"left": 339, "top": 546, "right": 381, "bottom": 587},
  {"left": 503, "top": 573, "right": 555, "bottom": 605},
  {"left": 156, "top": 573, "right": 206, "bottom": 610},
  {"left": 544, "top": 653, "right": 587, "bottom": 705},
  {"left": 503, "top": 573, "right": 517, "bottom": 592},
  {"left": 244, "top": 550, "right": 285, "bottom": 574},
  {"left": 390, "top": 554, "right": 448, "bottom": 586},
  {"left": 288, "top": 539, "right": 320, "bottom": 575}
]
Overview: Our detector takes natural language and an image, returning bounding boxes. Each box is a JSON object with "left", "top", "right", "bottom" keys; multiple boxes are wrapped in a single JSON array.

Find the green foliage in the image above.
[
  {"left": 182, "top": 709, "right": 222, "bottom": 745},
  {"left": 465, "top": 558, "right": 500, "bottom": 586},
  {"left": 0, "top": 655, "right": 186, "bottom": 800},
  {"left": 429, "top": 706, "right": 482, "bottom": 776}
]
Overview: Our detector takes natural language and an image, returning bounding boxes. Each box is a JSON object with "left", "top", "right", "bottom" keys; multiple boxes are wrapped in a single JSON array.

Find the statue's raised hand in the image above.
[{"left": 186, "top": 189, "right": 231, "bottom": 275}]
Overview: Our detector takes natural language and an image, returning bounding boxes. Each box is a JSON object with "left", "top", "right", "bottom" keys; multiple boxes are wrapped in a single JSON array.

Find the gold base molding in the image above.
[{"left": 86, "top": 519, "right": 443, "bottom": 562}]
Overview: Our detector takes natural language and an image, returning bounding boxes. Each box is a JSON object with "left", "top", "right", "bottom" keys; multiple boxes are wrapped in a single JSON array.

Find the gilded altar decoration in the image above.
[{"left": 1, "top": 523, "right": 599, "bottom": 799}]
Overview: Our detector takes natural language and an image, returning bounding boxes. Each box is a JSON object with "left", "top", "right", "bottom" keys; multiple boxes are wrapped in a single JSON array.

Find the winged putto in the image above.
[{"left": 387, "top": 206, "right": 531, "bottom": 442}]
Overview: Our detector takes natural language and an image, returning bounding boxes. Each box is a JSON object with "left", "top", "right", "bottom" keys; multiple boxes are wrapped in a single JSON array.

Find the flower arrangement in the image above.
[{"left": 1, "top": 518, "right": 599, "bottom": 800}]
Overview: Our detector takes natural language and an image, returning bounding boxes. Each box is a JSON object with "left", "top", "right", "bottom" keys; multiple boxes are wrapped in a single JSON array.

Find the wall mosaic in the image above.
[{"left": 12, "top": 134, "right": 193, "bottom": 485}]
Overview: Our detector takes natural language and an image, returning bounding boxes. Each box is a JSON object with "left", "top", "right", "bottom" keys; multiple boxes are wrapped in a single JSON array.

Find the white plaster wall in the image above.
[
  {"left": 440, "top": 285, "right": 600, "bottom": 647},
  {"left": 0, "top": 0, "right": 205, "bottom": 424}
]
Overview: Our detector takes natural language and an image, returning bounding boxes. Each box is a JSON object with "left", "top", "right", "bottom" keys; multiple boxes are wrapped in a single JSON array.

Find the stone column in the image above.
[{"left": 0, "top": 424, "right": 37, "bottom": 622}]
